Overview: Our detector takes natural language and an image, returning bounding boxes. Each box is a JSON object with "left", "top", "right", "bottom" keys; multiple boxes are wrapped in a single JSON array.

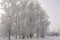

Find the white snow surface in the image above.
[{"left": 0, "top": 36, "right": 60, "bottom": 40}]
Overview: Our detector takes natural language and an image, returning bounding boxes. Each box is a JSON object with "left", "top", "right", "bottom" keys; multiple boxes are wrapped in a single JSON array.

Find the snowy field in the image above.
[{"left": 0, "top": 36, "right": 60, "bottom": 40}]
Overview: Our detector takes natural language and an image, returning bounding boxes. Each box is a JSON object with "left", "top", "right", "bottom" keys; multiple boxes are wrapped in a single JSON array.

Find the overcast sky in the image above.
[
  {"left": 0, "top": 0, "right": 60, "bottom": 32},
  {"left": 38, "top": 0, "right": 60, "bottom": 32}
]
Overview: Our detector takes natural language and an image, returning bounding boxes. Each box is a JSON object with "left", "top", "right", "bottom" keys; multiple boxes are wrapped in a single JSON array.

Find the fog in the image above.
[{"left": 38, "top": 0, "right": 60, "bottom": 32}]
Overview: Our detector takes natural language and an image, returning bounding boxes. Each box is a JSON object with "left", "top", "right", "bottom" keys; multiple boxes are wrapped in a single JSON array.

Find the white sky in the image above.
[
  {"left": 0, "top": 0, "right": 60, "bottom": 32},
  {"left": 38, "top": 0, "right": 60, "bottom": 32}
]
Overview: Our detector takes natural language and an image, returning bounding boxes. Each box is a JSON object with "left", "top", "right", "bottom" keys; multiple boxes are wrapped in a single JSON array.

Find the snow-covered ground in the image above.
[{"left": 0, "top": 36, "right": 60, "bottom": 40}]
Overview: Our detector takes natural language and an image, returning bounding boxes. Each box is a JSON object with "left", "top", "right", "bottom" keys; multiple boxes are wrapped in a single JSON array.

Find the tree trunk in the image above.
[
  {"left": 22, "top": 36, "right": 25, "bottom": 39},
  {"left": 22, "top": 33, "right": 25, "bottom": 39},
  {"left": 41, "top": 27, "right": 45, "bottom": 38},
  {"left": 8, "top": 30, "right": 11, "bottom": 40},
  {"left": 30, "top": 34, "right": 33, "bottom": 39},
  {"left": 16, "top": 32, "right": 17, "bottom": 39},
  {"left": 37, "top": 28, "right": 39, "bottom": 38}
]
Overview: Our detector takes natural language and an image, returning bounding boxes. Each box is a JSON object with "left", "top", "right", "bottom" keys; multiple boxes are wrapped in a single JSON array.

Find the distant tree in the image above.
[{"left": 50, "top": 31, "right": 59, "bottom": 36}]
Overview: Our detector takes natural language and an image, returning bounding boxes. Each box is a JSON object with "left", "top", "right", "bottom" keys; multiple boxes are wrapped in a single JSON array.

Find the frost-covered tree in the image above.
[
  {"left": 37, "top": 10, "right": 50, "bottom": 37},
  {"left": 1, "top": 0, "right": 21, "bottom": 39},
  {"left": 1, "top": 13, "right": 12, "bottom": 40},
  {"left": 1, "top": 0, "right": 50, "bottom": 39}
]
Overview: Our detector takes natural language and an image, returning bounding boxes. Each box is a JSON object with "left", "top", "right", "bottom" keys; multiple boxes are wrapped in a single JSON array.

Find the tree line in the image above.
[{"left": 0, "top": 0, "right": 50, "bottom": 40}]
